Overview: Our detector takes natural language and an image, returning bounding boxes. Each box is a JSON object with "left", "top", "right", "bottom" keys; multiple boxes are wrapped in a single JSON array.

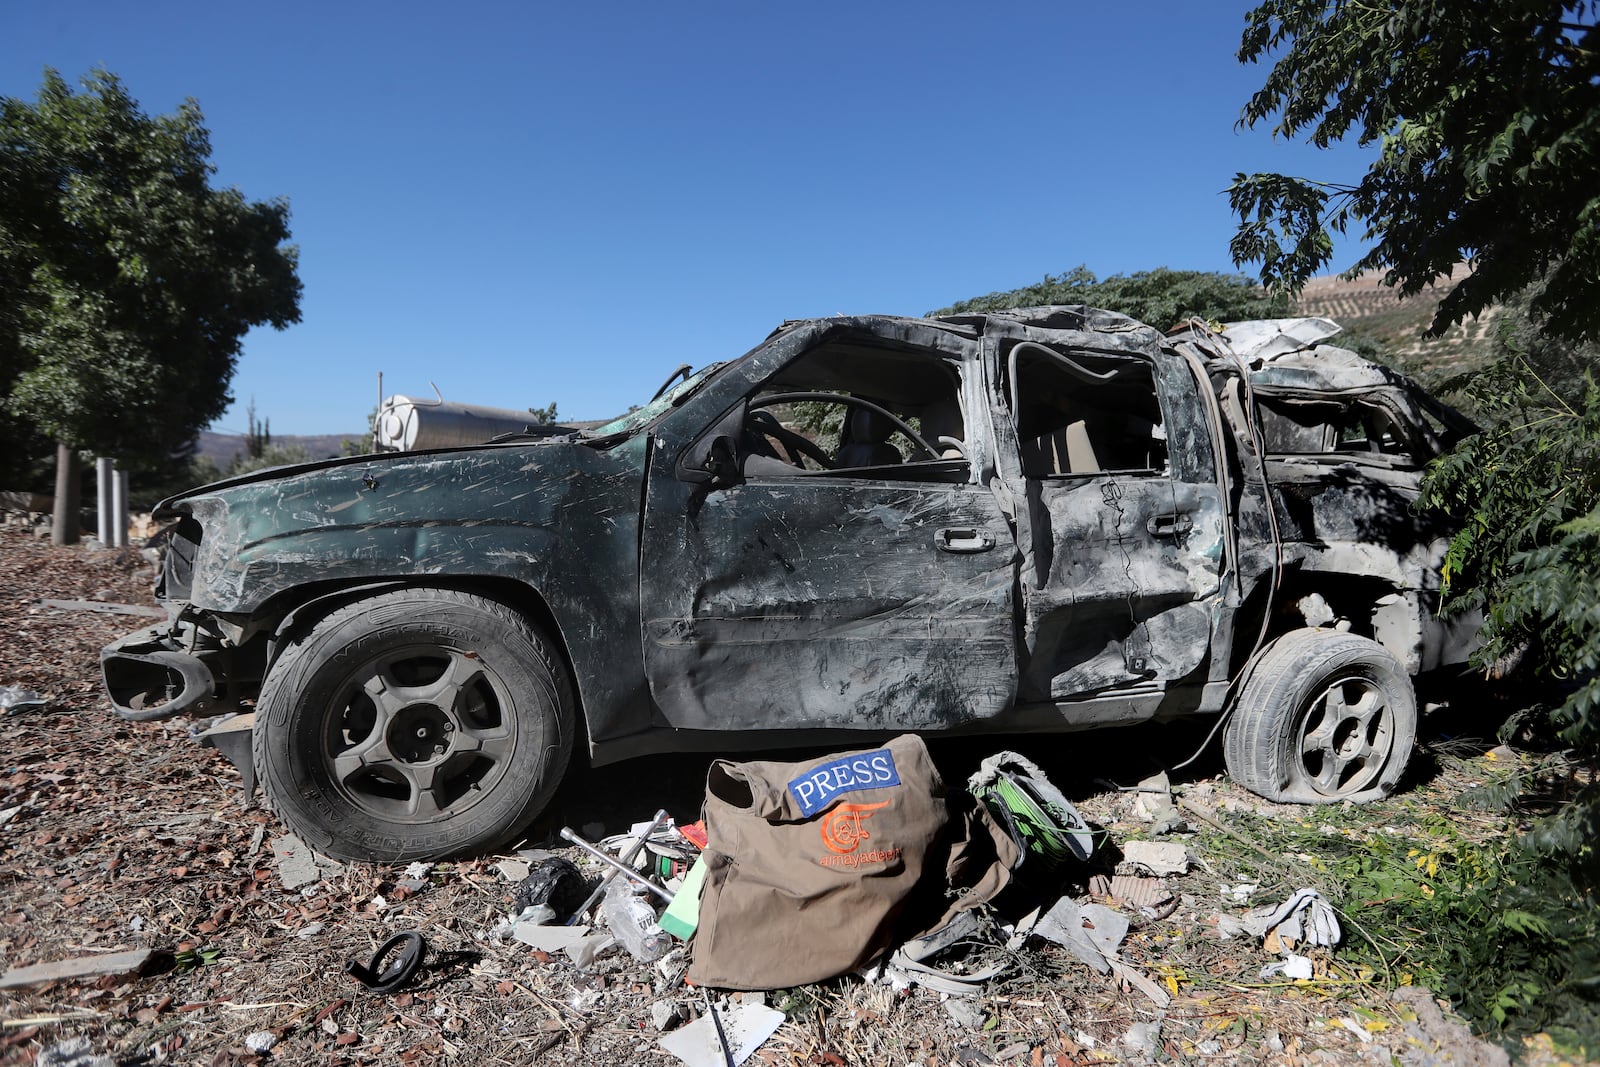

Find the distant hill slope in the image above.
[
  {"left": 1294, "top": 267, "right": 1498, "bottom": 383},
  {"left": 196, "top": 430, "right": 361, "bottom": 469}
]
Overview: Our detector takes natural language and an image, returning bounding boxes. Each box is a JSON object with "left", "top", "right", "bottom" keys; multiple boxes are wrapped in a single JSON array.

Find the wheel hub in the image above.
[{"left": 389, "top": 704, "right": 455, "bottom": 763}]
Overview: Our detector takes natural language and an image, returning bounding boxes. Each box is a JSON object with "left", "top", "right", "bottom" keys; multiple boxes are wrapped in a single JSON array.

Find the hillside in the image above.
[
  {"left": 1295, "top": 266, "right": 1498, "bottom": 385},
  {"left": 195, "top": 429, "right": 361, "bottom": 470}
]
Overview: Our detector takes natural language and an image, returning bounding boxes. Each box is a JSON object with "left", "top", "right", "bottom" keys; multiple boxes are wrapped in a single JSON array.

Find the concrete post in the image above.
[
  {"left": 112, "top": 468, "right": 129, "bottom": 547},
  {"left": 96, "top": 457, "right": 114, "bottom": 544},
  {"left": 51, "top": 442, "right": 80, "bottom": 547}
]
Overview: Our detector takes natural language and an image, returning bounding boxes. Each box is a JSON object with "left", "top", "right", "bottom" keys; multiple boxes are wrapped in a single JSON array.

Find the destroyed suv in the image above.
[{"left": 102, "top": 309, "right": 1479, "bottom": 861}]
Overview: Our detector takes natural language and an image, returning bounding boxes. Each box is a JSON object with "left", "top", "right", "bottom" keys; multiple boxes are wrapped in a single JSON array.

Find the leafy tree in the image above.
[
  {"left": 245, "top": 398, "right": 271, "bottom": 461},
  {"left": 933, "top": 266, "right": 1288, "bottom": 328},
  {"left": 1231, "top": 1, "right": 1600, "bottom": 1048},
  {"left": 1229, "top": 0, "right": 1600, "bottom": 343},
  {"left": 0, "top": 68, "right": 301, "bottom": 533}
]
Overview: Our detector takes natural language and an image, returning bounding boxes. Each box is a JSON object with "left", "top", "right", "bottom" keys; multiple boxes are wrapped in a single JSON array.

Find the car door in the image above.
[
  {"left": 993, "top": 333, "right": 1227, "bottom": 703},
  {"left": 636, "top": 321, "right": 1018, "bottom": 732}
]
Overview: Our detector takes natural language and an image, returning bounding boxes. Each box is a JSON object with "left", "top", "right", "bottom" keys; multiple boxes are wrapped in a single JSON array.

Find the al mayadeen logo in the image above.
[{"left": 816, "top": 801, "right": 903, "bottom": 869}]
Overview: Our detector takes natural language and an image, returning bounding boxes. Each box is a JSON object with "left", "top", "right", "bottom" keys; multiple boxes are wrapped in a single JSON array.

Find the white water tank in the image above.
[{"left": 375, "top": 394, "right": 544, "bottom": 451}]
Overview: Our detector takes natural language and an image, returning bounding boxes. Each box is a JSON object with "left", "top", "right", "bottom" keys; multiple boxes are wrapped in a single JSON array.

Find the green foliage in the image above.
[
  {"left": 224, "top": 442, "right": 313, "bottom": 478},
  {"left": 1218, "top": 808, "right": 1600, "bottom": 1052},
  {"left": 1230, "top": 1, "right": 1600, "bottom": 343},
  {"left": 528, "top": 400, "right": 559, "bottom": 424},
  {"left": 0, "top": 68, "right": 302, "bottom": 474},
  {"left": 932, "top": 265, "right": 1288, "bottom": 329}
]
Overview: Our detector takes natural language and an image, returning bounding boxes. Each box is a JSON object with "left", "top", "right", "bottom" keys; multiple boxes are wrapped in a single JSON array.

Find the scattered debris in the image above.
[
  {"left": 1391, "top": 987, "right": 1513, "bottom": 1067},
  {"left": 658, "top": 999, "right": 784, "bottom": 1067},
  {"left": 943, "top": 998, "right": 988, "bottom": 1029},
  {"left": 599, "top": 879, "right": 671, "bottom": 962},
  {"left": 1257, "top": 888, "right": 1342, "bottom": 951},
  {"left": 511, "top": 923, "right": 591, "bottom": 953},
  {"left": 243, "top": 1031, "right": 278, "bottom": 1053},
  {"left": 511, "top": 856, "right": 590, "bottom": 925},
  {"left": 1119, "top": 839, "right": 1190, "bottom": 876},
  {"left": 1261, "top": 954, "right": 1315, "bottom": 980},
  {"left": 343, "top": 931, "right": 427, "bottom": 993},
  {"left": 36, "top": 1036, "right": 114, "bottom": 1067},
  {"left": 1121, "top": 1020, "right": 1163, "bottom": 1059},
  {"left": 0, "top": 949, "right": 156, "bottom": 990},
  {"left": 269, "top": 832, "right": 344, "bottom": 890},
  {"left": 0, "top": 684, "right": 45, "bottom": 714},
  {"left": 1131, "top": 771, "right": 1184, "bottom": 834},
  {"left": 650, "top": 999, "right": 684, "bottom": 1032}
]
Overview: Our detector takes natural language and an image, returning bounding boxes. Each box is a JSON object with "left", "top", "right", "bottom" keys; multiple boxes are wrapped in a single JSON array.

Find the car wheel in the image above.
[
  {"left": 1223, "top": 628, "right": 1416, "bottom": 804},
  {"left": 253, "top": 588, "right": 574, "bottom": 862}
]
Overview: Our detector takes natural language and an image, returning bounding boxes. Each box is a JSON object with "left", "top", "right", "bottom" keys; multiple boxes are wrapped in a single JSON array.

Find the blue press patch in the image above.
[{"left": 788, "top": 748, "right": 900, "bottom": 817}]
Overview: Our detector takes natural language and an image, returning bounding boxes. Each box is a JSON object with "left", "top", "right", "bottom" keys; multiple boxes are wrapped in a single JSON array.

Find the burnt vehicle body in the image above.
[{"left": 102, "top": 308, "right": 1478, "bottom": 861}]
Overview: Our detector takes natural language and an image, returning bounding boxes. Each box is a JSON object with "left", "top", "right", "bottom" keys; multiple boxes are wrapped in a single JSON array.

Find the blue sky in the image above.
[{"left": 4, "top": 1, "right": 1372, "bottom": 437}]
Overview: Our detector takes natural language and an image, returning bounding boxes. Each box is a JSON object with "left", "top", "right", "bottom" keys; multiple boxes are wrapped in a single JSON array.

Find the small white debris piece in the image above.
[
  {"left": 36, "top": 1036, "right": 113, "bottom": 1067},
  {"left": 1258, "top": 887, "right": 1341, "bottom": 948},
  {"left": 1120, "top": 840, "right": 1189, "bottom": 876},
  {"left": 1121, "top": 1020, "right": 1162, "bottom": 1057},
  {"left": 567, "top": 932, "right": 617, "bottom": 968},
  {"left": 0, "top": 804, "right": 23, "bottom": 827},
  {"left": 513, "top": 922, "right": 590, "bottom": 952},
  {"left": 296, "top": 922, "right": 326, "bottom": 939},
  {"left": 1261, "top": 953, "right": 1314, "bottom": 980},
  {"left": 128, "top": 915, "right": 145, "bottom": 932},
  {"left": 659, "top": 1002, "right": 784, "bottom": 1067},
  {"left": 1074, "top": 1030, "right": 1097, "bottom": 1049},
  {"left": 944, "top": 998, "right": 987, "bottom": 1029},
  {"left": 650, "top": 1000, "right": 682, "bottom": 1031},
  {"left": 403, "top": 861, "right": 433, "bottom": 880},
  {"left": 1220, "top": 882, "right": 1259, "bottom": 903},
  {"left": 1224, "top": 887, "right": 1343, "bottom": 949},
  {"left": 495, "top": 859, "right": 531, "bottom": 883},
  {"left": 244, "top": 1032, "right": 278, "bottom": 1053},
  {"left": 1338, "top": 1016, "right": 1374, "bottom": 1043}
]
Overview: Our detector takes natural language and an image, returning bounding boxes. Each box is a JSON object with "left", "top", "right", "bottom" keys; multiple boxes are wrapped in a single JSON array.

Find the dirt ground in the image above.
[{"left": 0, "top": 522, "right": 1585, "bottom": 1067}]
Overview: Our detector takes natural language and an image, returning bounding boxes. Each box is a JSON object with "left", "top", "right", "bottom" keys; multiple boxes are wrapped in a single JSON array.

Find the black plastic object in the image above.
[
  {"left": 512, "top": 856, "right": 591, "bottom": 923},
  {"left": 343, "top": 931, "right": 426, "bottom": 993}
]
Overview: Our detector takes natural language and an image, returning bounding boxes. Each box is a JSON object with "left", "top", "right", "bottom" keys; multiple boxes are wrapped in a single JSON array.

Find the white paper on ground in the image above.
[{"left": 659, "top": 1002, "right": 785, "bottom": 1067}]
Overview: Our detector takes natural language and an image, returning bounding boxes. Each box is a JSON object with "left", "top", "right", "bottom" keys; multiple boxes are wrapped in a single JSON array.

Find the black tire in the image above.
[
  {"left": 1223, "top": 628, "right": 1416, "bottom": 804},
  {"left": 253, "top": 588, "right": 574, "bottom": 862}
]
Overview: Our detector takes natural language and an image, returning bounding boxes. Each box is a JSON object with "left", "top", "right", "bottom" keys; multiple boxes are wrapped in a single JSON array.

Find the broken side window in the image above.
[
  {"left": 742, "top": 339, "right": 970, "bottom": 481},
  {"left": 1257, "top": 395, "right": 1418, "bottom": 465},
  {"left": 1007, "top": 344, "right": 1167, "bottom": 478}
]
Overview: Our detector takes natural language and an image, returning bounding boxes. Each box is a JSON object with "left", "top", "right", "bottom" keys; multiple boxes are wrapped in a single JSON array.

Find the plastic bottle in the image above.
[{"left": 599, "top": 879, "right": 670, "bottom": 962}]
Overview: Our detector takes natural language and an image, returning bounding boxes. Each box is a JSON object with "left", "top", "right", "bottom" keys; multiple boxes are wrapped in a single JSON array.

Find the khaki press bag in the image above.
[{"left": 687, "top": 734, "right": 1016, "bottom": 990}]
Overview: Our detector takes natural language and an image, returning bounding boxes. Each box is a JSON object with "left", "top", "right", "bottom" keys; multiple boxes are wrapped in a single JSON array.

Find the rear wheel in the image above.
[
  {"left": 1224, "top": 628, "right": 1416, "bottom": 804},
  {"left": 254, "top": 588, "right": 573, "bottom": 862}
]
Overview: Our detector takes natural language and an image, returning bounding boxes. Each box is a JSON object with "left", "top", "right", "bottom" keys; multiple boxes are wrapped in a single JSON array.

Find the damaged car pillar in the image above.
[{"left": 101, "top": 308, "right": 1479, "bottom": 861}]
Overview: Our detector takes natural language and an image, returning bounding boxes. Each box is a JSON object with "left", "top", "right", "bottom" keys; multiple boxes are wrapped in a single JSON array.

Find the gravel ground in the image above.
[{"left": 0, "top": 521, "right": 1577, "bottom": 1067}]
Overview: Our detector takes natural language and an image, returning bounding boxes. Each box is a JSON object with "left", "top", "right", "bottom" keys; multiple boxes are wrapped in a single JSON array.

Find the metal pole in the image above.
[
  {"left": 95, "top": 458, "right": 113, "bottom": 545},
  {"left": 559, "top": 828, "right": 675, "bottom": 903},
  {"left": 566, "top": 809, "right": 669, "bottom": 924}
]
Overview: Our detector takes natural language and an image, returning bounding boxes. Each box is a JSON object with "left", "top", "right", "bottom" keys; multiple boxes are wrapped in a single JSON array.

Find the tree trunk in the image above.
[{"left": 51, "top": 442, "right": 81, "bottom": 547}]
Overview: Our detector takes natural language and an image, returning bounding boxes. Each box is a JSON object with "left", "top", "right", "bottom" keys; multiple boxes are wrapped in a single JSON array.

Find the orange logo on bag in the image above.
[{"left": 820, "top": 801, "right": 890, "bottom": 854}]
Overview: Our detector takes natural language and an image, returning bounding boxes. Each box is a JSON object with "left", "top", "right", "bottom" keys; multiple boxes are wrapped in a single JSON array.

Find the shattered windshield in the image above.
[{"left": 592, "top": 363, "right": 724, "bottom": 436}]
